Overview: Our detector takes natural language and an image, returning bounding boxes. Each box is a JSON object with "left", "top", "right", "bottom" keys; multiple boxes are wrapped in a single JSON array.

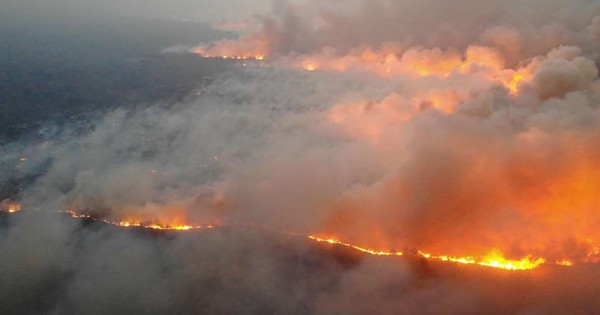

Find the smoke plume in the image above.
[{"left": 4, "top": 0, "right": 600, "bottom": 313}]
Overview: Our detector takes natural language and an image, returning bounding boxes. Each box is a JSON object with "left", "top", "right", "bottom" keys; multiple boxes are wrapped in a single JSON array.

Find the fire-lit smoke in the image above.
[
  {"left": 5, "top": 0, "right": 600, "bottom": 313},
  {"left": 0, "top": 200, "right": 21, "bottom": 213},
  {"left": 181, "top": 0, "right": 600, "bottom": 267}
]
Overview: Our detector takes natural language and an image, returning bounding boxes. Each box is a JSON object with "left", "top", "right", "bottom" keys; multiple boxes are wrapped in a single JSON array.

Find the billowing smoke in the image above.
[
  {"left": 189, "top": 0, "right": 600, "bottom": 263},
  {"left": 3, "top": 0, "right": 600, "bottom": 313}
]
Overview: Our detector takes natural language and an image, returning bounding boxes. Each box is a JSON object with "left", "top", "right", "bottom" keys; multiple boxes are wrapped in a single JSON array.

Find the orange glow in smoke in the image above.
[
  {"left": 306, "top": 128, "right": 600, "bottom": 270},
  {"left": 3, "top": 36, "right": 596, "bottom": 274},
  {"left": 193, "top": 40, "right": 536, "bottom": 101},
  {"left": 0, "top": 200, "right": 22, "bottom": 213},
  {"left": 304, "top": 63, "right": 317, "bottom": 71},
  {"left": 286, "top": 46, "right": 533, "bottom": 94}
]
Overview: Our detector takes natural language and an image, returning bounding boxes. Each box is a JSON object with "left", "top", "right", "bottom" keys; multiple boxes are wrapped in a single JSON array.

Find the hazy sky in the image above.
[{"left": 2, "top": 0, "right": 277, "bottom": 24}]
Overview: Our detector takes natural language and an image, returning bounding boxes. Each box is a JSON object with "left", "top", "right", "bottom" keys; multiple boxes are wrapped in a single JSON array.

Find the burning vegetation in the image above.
[
  {"left": 0, "top": 200, "right": 21, "bottom": 213},
  {"left": 5, "top": 1, "right": 600, "bottom": 313},
  {"left": 175, "top": 1, "right": 600, "bottom": 274},
  {"left": 0, "top": 206, "right": 585, "bottom": 271}
]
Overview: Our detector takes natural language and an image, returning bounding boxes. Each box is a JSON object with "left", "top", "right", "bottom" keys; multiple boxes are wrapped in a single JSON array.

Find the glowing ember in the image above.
[
  {"left": 556, "top": 259, "right": 575, "bottom": 266},
  {"left": 301, "top": 61, "right": 318, "bottom": 71},
  {"left": 191, "top": 47, "right": 266, "bottom": 61},
  {"left": 295, "top": 47, "right": 534, "bottom": 94},
  {"left": 0, "top": 200, "right": 22, "bottom": 213},
  {"left": 220, "top": 55, "right": 261, "bottom": 60}
]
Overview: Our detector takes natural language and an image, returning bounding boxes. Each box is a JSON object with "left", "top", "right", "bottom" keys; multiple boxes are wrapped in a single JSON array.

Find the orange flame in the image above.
[
  {"left": 0, "top": 200, "right": 22, "bottom": 213},
  {"left": 555, "top": 259, "right": 575, "bottom": 266},
  {"left": 301, "top": 60, "right": 318, "bottom": 71},
  {"left": 309, "top": 235, "right": 545, "bottom": 271},
  {"left": 62, "top": 210, "right": 217, "bottom": 231},
  {"left": 308, "top": 236, "right": 404, "bottom": 256},
  {"left": 191, "top": 39, "right": 268, "bottom": 61}
]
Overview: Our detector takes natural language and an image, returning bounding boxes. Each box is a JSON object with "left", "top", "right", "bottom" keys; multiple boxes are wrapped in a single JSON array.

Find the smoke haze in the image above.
[{"left": 3, "top": 0, "right": 600, "bottom": 314}]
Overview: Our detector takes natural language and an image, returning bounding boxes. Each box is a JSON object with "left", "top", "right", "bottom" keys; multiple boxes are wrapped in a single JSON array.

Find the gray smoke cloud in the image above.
[
  {"left": 261, "top": 0, "right": 600, "bottom": 57},
  {"left": 4, "top": 0, "right": 600, "bottom": 314}
]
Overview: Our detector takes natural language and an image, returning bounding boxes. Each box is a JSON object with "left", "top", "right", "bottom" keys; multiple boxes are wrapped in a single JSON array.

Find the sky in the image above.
[
  {"left": 3, "top": 0, "right": 600, "bottom": 314},
  {"left": 1, "top": 0, "right": 276, "bottom": 24}
]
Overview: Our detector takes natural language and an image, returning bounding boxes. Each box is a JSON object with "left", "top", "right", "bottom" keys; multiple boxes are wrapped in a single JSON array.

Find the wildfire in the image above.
[
  {"left": 474, "top": 251, "right": 545, "bottom": 270},
  {"left": 191, "top": 47, "right": 266, "bottom": 61},
  {"left": 200, "top": 54, "right": 265, "bottom": 61},
  {"left": 187, "top": 31, "right": 544, "bottom": 106},
  {"left": 301, "top": 60, "right": 318, "bottom": 71},
  {"left": 556, "top": 259, "right": 575, "bottom": 266},
  {"left": 416, "top": 250, "right": 546, "bottom": 270},
  {"left": 62, "top": 210, "right": 216, "bottom": 231},
  {"left": 193, "top": 42, "right": 535, "bottom": 101},
  {"left": 0, "top": 200, "right": 22, "bottom": 213},
  {"left": 308, "top": 236, "right": 404, "bottom": 256},
  {"left": 2, "top": 209, "right": 594, "bottom": 271},
  {"left": 309, "top": 235, "right": 544, "bottom": 271}
]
